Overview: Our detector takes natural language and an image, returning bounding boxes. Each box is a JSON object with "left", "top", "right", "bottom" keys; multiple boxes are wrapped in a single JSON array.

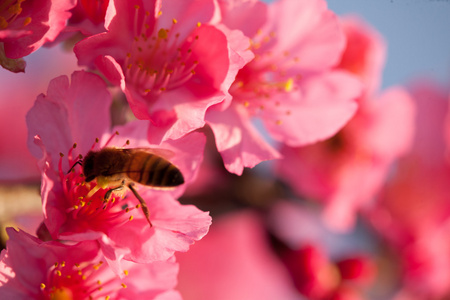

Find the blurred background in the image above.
[{"left": 1, "top": 1, "right": 450, "bottom": 299}]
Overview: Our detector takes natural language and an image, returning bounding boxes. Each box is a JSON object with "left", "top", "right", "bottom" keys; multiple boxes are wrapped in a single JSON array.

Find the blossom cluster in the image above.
[{"left": 0, "top": 0, "right": 448, "bottom": 299}]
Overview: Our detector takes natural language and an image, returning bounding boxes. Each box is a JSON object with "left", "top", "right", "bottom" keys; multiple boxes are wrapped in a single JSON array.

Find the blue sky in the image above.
[{"left": 326, "top": 0, "right": 450, "bottom": 89}]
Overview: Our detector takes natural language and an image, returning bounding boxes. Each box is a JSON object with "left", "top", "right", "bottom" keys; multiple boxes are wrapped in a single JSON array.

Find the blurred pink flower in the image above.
[
  {"left": 206, "top": 0, "right": 361, "bottom": 174},
  {"left": 67, "top": 0, "right": 109, "bottom": 35},
  {"left": 177, "top": 211, "right": 302, "bottom": 300},
  {"left": 276, "top": 17, "right": 415, "bottom": 231},
  {"left": 0, "top": 45, "right": 78, "bottom": 182},
  {"left": 337, "top": 16, "right": 386, "bottom": 97},
  {"left": 74, "top": 0, "right": 252, "bottom": 144},
  {"left": 0, "top": 228, "right": 181, "bottom": 300},
  {"left": 26, "top": 70, "right": 211, "bottom": 267},
  {"left": 0, "top": 0, "right": 76, "bottom": 72},
  {"left": 268, "top": 201, "right": 376, "bottom": 300},
  {"left": 370, "top": 80, "right": 450, "bottom": 299}
]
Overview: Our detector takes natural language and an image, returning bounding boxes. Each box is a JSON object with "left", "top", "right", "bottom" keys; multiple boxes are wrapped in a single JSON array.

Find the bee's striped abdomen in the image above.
[{"left": 126, "top": 151, "right": 184, "bottom": 188}]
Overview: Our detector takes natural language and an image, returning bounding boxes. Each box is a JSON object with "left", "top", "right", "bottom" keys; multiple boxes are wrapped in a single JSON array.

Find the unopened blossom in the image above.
[
  {"left": 276, "top": 17, "right": 415, "bottom": 230},
  {"left": 0, "top": 0, "right": 76, "bottom": 72},
  {"left": 206, "top": 0, "right": 361, "bottom": 174},
  {"left": 74, "top": 0, "right": 252, "bottom": 144},
  {"left": 0, "top": 228, "right": 181, "bottom": 300},
  {"left": 26, "top": 70, "right": 211, "bottom": 266}
]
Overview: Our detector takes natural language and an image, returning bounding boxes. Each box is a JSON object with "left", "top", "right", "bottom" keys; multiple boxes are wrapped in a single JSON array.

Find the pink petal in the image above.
[
  {"left": 263, "top": 0, "right": 345, "bottom": 72},
  {"left": 27, "top": 70, "right": 112, "bottom": 169},
  {"left": 206, "top": 103, "right": 281, "bottom": 175},
  {"left": 109, "top": 192, "right": 211, "bottom": 263},
  {"left": 264, "top": 70, "right": 360, "bottom": 146}
]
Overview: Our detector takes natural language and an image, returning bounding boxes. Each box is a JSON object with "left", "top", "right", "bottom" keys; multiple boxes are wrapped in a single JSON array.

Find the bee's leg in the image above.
[
  {"left": 104, "top": 182, "right": 125, "bottom": 200},
  {"left": 128, "top": 183, "right": 153, "bottom": 227}
]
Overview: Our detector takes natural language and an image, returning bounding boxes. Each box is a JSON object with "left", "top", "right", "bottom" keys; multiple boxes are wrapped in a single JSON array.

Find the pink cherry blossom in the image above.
[
  {"left": 369, "top": 80, "right": 450, "bottom": 299},
  {"left": 206, "top": 0, "right": 361, "bottom": 174},
  {"left": 177, "top": 211, "right": 302, "bottom": 300},
  {"left": 336, "top": 16, "right": 386, "bottom": 96},
  {"left": 0, "top": 228, "right": 181, "bottom": 300},
  {"left": 74, "top": 0, "right": 252, "bottom": 144},
  {"left": 26, "top": 70, "right": 211, "bottom": 266},
  {"left": 0, "top": 0, "right": 76, "bottom": 72},
  {"left": 275, "top": 17, "right": 415, "bottom": 231}
]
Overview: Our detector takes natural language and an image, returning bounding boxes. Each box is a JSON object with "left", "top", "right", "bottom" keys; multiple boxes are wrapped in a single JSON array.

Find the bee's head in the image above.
[{"left": 82, "top": 151, "right": 97, "bottom": 182}]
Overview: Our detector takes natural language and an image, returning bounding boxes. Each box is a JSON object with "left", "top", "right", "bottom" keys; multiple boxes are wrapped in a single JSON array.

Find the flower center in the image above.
[
  {"left": 124, "top": 5, "right": 199, "bottom": 97},
  {"left": 230, "top": 30, "right": 301, "bottom": 126},
  {"left": 40, "top": 260, "right": 128, "bottom": 300},
  {"left": 58, "top": 136, "right": 139, "bottom": 232},
  {"left": 0, "top": 0, "right": 31, "bottom": 30}
]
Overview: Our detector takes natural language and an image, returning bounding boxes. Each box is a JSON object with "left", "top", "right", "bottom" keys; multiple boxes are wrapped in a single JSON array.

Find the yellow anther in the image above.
[
  {"left": 276, "top": 120, "right": 282, "bottom": 125},
  {"left": 23, "top": 17, "right": 31, "bottom": 26},
  {"left": 0, "top": 17, "right": 8, "bottom": 29},
  {"left": 56, "top": 270, "right": 62, "bottom": 276},
  {"left": 284, "top": 78, "right": 294, "bottom": 92},
  {"left": 121, "top": 283, "right": 127, "bottom": 288},
  {"left": 40, "top": 283, "right": 46, "bottom": 290},
  {"left": 243, "top": 101, "right": 250, "bottom": 107},
  {"left": 197, "top": 22, "right": 201, "bottom": 27},
  {"left": 129, "top": 215, "right": 134, "bottom": 221},
  {"left": 158, "top": 28, "right": 168, "bottom": 39},
  {"left": 172, "top": 18, "right": 178, "bottom": 24},
  {"left": 123, "top": 270, "right": 129, "bottom": 276}
]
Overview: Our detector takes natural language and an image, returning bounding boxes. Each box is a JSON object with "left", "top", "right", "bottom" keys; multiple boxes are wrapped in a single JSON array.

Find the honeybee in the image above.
[{"left": 72, "top": 148, "right": 185, "bottom": 227}]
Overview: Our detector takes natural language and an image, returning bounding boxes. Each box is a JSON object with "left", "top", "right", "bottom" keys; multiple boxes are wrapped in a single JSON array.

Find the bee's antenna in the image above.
[{"left": 67, "top": 160, "right": 83, "bottom": 174}]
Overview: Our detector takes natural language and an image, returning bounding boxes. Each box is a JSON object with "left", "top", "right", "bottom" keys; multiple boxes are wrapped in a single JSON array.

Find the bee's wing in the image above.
[{"left": 122, "top": 148, "right": 175, "bottom": 160}]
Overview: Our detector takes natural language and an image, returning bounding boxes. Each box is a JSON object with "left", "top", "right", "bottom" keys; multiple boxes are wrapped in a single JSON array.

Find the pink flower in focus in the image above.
[
  {"left": 177, "top": 211, "right": 302, "bottom": 300},
  {"left": 0, "top": 228, "right": 181, "bottom": 300},
  {"left": 74, "top": 0, "right": 252, "bottom": 144},
  {"left": 369, "top": 80, "right": 450, "bottom": 299},
  {"left": 206, "top": 0, "right": 361, "bottom": 174},
  {"left": 26, "top": 70, "right": 211, "bottom": 267},
  {"left": 276, "top": 17, "right": 415, "bottom": 231},
  {"left": 0, "top": 0, "right": 76, "bottom": 72}
]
